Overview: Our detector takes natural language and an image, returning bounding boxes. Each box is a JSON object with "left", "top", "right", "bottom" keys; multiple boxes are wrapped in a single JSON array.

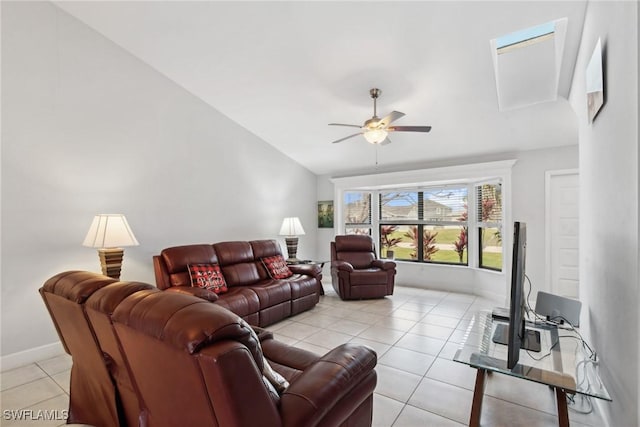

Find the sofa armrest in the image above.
[
  {"left": 372, "top": 259, "right": 396, "bottom": 270},
  {"left": 279, "top": 343, "right": 376, "bottom": 427},
  {"left": 288, "top": 263, "right": 321, "bottom": 277},
  {"left": 164, "top": 285, "right": 218, "bottom": 302},
  {"left": 331, "top": 260, "right": 354, "bottom": 273}
]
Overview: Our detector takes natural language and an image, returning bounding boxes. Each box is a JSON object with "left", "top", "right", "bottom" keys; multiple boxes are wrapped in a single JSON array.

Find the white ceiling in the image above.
[{"left": 55, "top": 1, "right": 587, "bottom": 176}]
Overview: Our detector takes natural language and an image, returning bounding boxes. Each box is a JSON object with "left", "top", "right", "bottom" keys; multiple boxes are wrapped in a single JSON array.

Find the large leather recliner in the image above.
[
  {"left": 331, "top": 235, "right": 396, "bottom": 300},
  {"left": 40, "top": 271, "right": 377, "bottom": 427}
]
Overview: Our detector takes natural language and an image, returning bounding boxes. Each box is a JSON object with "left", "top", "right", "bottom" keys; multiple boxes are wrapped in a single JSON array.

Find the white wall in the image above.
[
  {"left": 1, "top": 2, "right": 317, "bottom": 364},
  {"left": 317, "top": 145, "right": 578, "bottom": 301},
  {"left": 568, "top": 2, "right": 638, "bottom": 426}
]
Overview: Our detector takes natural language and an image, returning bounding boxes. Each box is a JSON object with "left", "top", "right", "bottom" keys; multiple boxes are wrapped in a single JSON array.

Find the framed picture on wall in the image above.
[
  {"left": 317, "top": 201, "right": 334, "bottom": 228},
  {"left": 586, "top": 38, "right": 604, "bottom": 123}
]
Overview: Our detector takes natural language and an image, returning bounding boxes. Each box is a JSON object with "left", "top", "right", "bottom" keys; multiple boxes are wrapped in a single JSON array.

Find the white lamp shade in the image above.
[
  {"left": 279, "top": 217, "right": 305, "bottom": 236},
  {"left": 83, "top": 214, "right": 139, "bottom": 248}
]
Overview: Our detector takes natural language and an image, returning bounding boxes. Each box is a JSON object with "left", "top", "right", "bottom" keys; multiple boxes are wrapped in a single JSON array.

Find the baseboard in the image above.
[{"left": 1, "top": 342, "right": 65, "bottom": 372}]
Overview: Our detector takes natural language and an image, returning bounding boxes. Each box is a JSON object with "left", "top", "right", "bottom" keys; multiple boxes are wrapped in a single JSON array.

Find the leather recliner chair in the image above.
[
  {"left": 39, "top": 271, "right": 154, "bottom": 427},
  {"left": 111, "top": 288, "right": 377, "bottom": 427},
  {"left": 40, "top": 271, "right": 377, "bottom": 427},
  {"left": 331, "top": 235, "right": 396, "bottom": 300}
]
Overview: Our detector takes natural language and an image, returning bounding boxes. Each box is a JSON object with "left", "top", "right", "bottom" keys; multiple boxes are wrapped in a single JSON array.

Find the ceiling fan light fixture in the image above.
[{"left": 363, "top": 128, "right": 388, "bottom": 144}]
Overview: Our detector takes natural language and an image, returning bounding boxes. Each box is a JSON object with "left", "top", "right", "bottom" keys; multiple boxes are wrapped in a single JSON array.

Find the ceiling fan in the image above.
[{"left": 329, "top": 88, "right": 432, "bottom": 145}]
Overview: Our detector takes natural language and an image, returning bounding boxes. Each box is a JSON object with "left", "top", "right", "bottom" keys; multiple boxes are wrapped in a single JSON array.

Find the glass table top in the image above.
[{"left": 453, "top": 310, "right": 611, "bottom": 401}]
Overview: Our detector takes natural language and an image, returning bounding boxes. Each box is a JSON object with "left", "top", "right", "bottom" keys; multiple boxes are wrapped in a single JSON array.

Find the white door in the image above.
[{"left": 546, "top": 171, "right": 579, "bottom": 298}]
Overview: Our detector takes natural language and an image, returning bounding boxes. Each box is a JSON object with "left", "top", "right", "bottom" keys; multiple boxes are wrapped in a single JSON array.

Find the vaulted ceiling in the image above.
[{"left": 55, "top": 1, "right": 587, "bottom": 175}]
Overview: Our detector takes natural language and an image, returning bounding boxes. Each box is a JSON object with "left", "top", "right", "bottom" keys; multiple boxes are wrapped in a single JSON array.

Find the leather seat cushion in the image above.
[
  {"left": 213, "top": 287, "right": 260, "bottom": 317},
  {"left": 247, "top": 281, "right": 292, "bottom": 308},
  {"left": 287, "top": 275, "right": 318, "bottom": 299}
]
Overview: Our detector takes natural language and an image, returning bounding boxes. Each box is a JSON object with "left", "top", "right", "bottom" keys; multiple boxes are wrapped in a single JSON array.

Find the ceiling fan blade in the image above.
[
  {"left": 331, "top": 132, "right": 363, "bottom": 144},
  {"left": 329, "top": 123, "right": 362, "bottom": 128},
  {"left": 378, "top": 111, "right": 406, "bottom": 127},
  {"left": 388, "top": 125, "right": 432, "bottom": 133},
  {"left": 379, "top": 137, "right": 392, "bottom": 146}
]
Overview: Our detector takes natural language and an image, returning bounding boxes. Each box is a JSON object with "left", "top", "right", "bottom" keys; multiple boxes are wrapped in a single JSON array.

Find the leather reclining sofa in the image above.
[
  {"left": 153, "top": 239, "right": 322, "bottom": 327},
  {"left": 40, "top": 271, "right": 377, "bottom": 427}
]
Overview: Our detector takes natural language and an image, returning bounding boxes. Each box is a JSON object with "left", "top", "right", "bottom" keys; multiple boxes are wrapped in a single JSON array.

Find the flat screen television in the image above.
[{"left": 492, "top": 221, "right": 541, "bottom": 369}]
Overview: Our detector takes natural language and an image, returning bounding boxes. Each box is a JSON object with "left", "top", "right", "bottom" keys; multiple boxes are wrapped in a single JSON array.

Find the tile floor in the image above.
[{"left": 1, "top": 284, "right": 605, "bottom": 426}]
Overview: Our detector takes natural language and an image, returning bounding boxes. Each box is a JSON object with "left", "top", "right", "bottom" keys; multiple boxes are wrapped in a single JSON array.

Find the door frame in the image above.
[{"left": 545, "top": 169, "right": 579, "bottom": 296}]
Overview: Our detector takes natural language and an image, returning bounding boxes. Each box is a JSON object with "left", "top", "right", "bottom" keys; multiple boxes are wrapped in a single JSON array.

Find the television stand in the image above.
[
  {"left": 492, "top": 323, "right": 542, "bottom": 352},
  {"left": 455, "top": 311, "right": 611, "bottom": 427}
]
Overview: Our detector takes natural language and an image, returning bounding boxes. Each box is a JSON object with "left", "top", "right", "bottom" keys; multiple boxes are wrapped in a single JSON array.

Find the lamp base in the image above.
[
  {"left": 284, "top": 237, "right": 300, "bottom": 263},
  {"left": 98, "top": 248, "right": 124, "bottom": 280}
]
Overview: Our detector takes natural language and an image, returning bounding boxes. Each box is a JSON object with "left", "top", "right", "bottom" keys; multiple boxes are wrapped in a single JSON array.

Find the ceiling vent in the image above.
[{"left": 491, "top": 18, "right": 568, "bottom": 111}]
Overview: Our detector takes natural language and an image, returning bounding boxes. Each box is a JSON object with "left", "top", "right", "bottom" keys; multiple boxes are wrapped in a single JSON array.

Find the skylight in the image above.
[
  {"left": 491, "top": 18, "right": 568, "bottom": 111},
  {"left": 496, "top": 21, "right": 556, "bottom": 54}
]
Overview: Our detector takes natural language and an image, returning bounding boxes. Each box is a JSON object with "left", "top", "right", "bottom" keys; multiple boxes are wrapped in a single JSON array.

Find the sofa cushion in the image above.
[
  {"left": 188, "top": 264, "right": 228, "bottom": 294},
  {"left": 213, "top": 287, "right": 260, "bottom": 318},
  {"left": 215, "top": 241, "right": 262, "bottom": 286},
  {"left": 262, "top": 255, "right": 293, "bottom": 279}
]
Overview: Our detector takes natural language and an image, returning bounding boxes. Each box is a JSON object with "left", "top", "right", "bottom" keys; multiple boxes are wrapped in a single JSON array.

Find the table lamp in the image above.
[
  {"left": 279, "top": 217, "right": 305, "bottom": 263},
  {"left": 83, "top": 214, "right": 139, "bottom": 280}
]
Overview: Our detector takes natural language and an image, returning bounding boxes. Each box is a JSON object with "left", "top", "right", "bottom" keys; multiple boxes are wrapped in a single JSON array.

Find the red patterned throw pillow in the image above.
[
  {"left": 188, "top": 263, "right": 228, "bottom": 294},
  {"left": 262, "top": 255, "right": 293, "bottom": 280}
]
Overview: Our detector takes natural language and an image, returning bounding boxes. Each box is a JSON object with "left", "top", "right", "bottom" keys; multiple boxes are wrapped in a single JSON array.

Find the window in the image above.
[
  {"left": 332, "top": 160, "right": 514, "bottom": 273},
  {"left": 379, "top": 187, "right": 468, "bottom": 265},
  {"left": 477, "top": 183, "right": 503, "bottom": 271},
  {"left": 343, "top": 192, "right": 372, "bottom": 235}
]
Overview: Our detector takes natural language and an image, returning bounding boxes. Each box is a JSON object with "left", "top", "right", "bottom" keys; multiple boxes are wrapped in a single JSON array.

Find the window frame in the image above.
[
  {"left": 332, "top": 160, "right": 515, "bottom": 274},
  {"left": 378, "top": 187, "right": 469, "bottom": 265}
]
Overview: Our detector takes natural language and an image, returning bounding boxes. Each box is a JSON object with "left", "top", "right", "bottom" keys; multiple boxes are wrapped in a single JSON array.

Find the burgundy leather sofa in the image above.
[
  {"left": 331, "top": 235, "right": 396, "bottom": 300},
  {"left": 40, "top": 271, "right": 377, "bottom": 427},
  {"left": 153, "top": 240, "right": 322, "bottom": 326}
]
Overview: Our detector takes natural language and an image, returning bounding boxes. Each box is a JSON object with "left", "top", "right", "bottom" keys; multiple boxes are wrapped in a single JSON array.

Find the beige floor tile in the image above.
[
  {"left": 296, "top": 313, "right": 340, "bottom": 328},
  {"left": 448, "top": 329, "right": 481, "bottom": 345},
  {"left": 326, "top": 319, "right": 370, "bottom": 336},
  {"left": 374, "top": 365, "right": 422, "bottom": 403},
  {"left": 429, "top": 306, "right": 468, "bottom": 318},
  {"left": 372, "top": 393, "right": 404, "bottom": 427},
  {"left": 302, "top": 329, "right": 353, "bottom": 349},
  {"left": 393, "top": 404, "right": 465, "bottom": 426},
  {"left": 348, "top": 337, "right": 391, "bottom": 358},
  {"left": 36, "top": 355, "right": 72, "bottom": 376},
  {"left": 358, "top": 326, "right": 406, "bottom": 345},
  {"left": 273, "top": 322, "right": 322, "bottom": 340},
  {"left": 378, "top": 347, "right": 435, "bottom": 376},
  {"left": 374, "top": 317, "right": 417, "bottom": 332},
  {"left": 421, "top": 313, "right": 462, "bottom": 329},
  {"left": 1, "top": 377, "right": 65, "bottom": 411},
  {"left": 443, "top": 292, "right": 477, "bottom": 304},
  {"left": 1, "top": 365, "right": 47, "bottom": 391},
  {"left": 408, "top": 377, "right": 473, "bottom": 425},
  {"left": 425, "top": 357, "right": 477, "bottom": 390},
  {"left": 388, "top": 308, "right": 426, "bottom": 322},
  {"left": 320, "top": 306, "right": 354, "bottom": 318},
  {"left": 396, "top": 302, "right": 435, "bottom": 314},
  {"left": 50, "top": 370, "right": 71, "bottom": 395},
  {"left": 344, "top": 310, "right": 385, "bottom": 324},
  {"left": 437, "top": 341, "right": 463, "bottom": 360},
  {"left": 395, "top": 333, "right": 446, "bottom": 356},
  {"left": 408, "top": 322, "right": 454, "bottom": 340},
  {"left": 481, "top": 394, "right": 566, "bottom": 427}
]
